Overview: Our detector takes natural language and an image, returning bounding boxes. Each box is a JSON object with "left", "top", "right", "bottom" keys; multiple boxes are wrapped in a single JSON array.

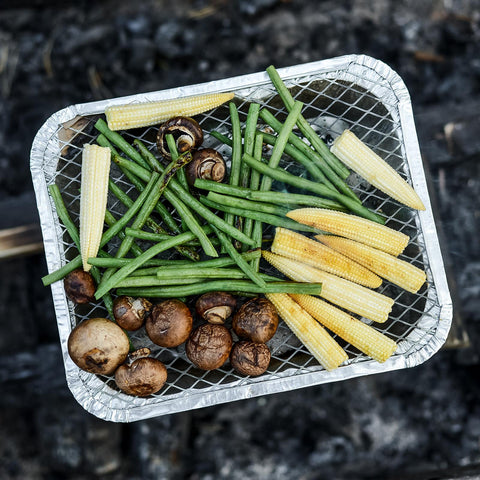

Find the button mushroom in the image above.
[
  {"left": 64, "top": 269, "right": 96, "bottom": 304},
  {"left": 67, "top": 318, "right": 130, "bottom": 375},
  {"left": 195, "top": 291, "right": 236, "bottom": 324},
  {"left": 146, "top": 299, "right": 193, "bottom": 348},
  {"left": 115, "top": 348, "right": 167, "bottom": 397},
  {"left": 186, "top": 323, "right": 233, "bottom": 370},
  {"left": 186, "top": 148, "right": 226, "bottom": 186},
  {"left": 232, "top": 297, "right": 279, "bottom": 343},
  {"left": 156, "top": 116, "right": 203, "bottom": 158},
  {"left": 113, "top": 295, "right": 152, "bottom": 331},
  {"left": 230, "top": 341, "right": 271, "bottom": 377}
]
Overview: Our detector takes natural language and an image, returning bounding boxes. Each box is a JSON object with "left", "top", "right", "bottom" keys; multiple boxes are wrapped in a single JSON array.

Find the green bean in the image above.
[
  {"left": 259, "top": 108, "right": 359, "bottom": 203},
  {"left": 104, "top": 209, "right": 144, "bottom": 257},
  {"left": 212, "top": 225, "right": 266, "bottom": 288},
  {"left": 250, "top": 132, "right": 264, "bottom": 270},
  {"left": 167, "top": 193, "right": 217, "bottom": 257},
  {"left": 224, "top": 102, "right": 243, "bottom": 228},
  {"left": 260, "top": 130, "right": 333, "bottom": 188},
  {"left": 48, "top": 184, "right": 81, "bottom": 247},
  {"left": 125, "top": 225, "right": 212, "bottom": 241},
  {"left": 134, "top": 139, "right": 163, "bottom": 172},
  {"left": 242, "top": 153, "right": 385, "bottom": 224},
  {"left": 116, "top": 269, "right": 273, "bottom": 288},
  {"left": 116, "top": 280, "right": 323, "bottom": 298},
  {"left": 228, "top": 102, "right": 243, "bottom": 189},
  {"left": 200, "top": 196, "right": 323, "bottom": 233},
  {"left": 115, "top": 277, "right": 205, "bottom": 288},
  {"left": 244, "top": 103, "right": 260, "bottom": 157},
  {"left": 156, "top": 267, "right": 254, "bottom": 280},
  {"left": 210, "top": 130, "right": 232, "bottom": 147},
  {"left": 260, "top": 100, "right": 303, "bottom": 192},
  {"left": 94, "top": 228, "right": 218, "bottom": 300},
  {"left": 240, "top": 102, "right": 260, "bottom": 188},
  {"left": 94, "top": 118, "right": 150, "bottom": 170},
  {"left": 165, "top": 133, "right": 188, "bottom": 190},
  {"left": 266, "top": 65, "right": 350, "bottom": 179},
  {"left": 42, "top": 255, "right": 83, "bottom": 286},
  {"left": 96, "top": 133, "right": 119, "bottom": 156},
  {"left": 136, "top": 144, "right": 216, "bottom": 258},
  {"left": 246, "top": 191, "right": 346, "bottom": 211},
  {"left": 87, "top": 257, "right": 194, "bottom": 269},
  {"left": 127, "top": 249, "right": 259, "bottom": 277},
  {"left": 194, "top": 178, "right": 251, "bottom": 197},
  {"left": 112, "top": 151, "right": 255, "bottom": 246},
  {"left": 206, "top": 191, "right": 289, "bottom": 217}
]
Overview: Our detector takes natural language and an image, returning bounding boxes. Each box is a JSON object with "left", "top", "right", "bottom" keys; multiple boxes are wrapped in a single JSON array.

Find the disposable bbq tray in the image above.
[{"left": 31, "top": 55, "right": 452, "bottom": 422}]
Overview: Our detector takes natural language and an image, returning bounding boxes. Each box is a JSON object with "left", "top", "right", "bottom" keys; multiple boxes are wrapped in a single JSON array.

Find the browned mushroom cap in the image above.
[
  {"left": 115, "top": 354, "right": 167, "bottom": 397},
  {"left": 232, "top": 297, "right": 278, "bottom": 343},
  {"left": 186, "top": 323, "right": 233, "bottom": 370},
  {"left": 195, "top": 291, "right": 236, "bottom": 324},
  {"left": 146, "top": 299, "right": 193, "bottom": 347},
  {"left": 113, "top": 296, "right": 152, "bottom": 331},
  {"left": 64, "top": 269, "right": 96, "bottom": 304},
  {"left": 230, "top": 341, "right": 271, "bottom": 376},
  {"left": 67, "top": 318, "right": 130, "bottom": 375},
  {"left": 186, "top": 148, "right": 226, "bottom": 186},
  {"left": 156, "top": 116, "right": 203, "bottom": 158}
]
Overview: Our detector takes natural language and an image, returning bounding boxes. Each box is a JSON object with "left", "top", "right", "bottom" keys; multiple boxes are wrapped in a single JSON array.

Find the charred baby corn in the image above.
[
  {"left": 266, "top": 293, "right": 348, "bottom": 371},
  {"left": 286, "top": 208, "right": 409, "bottom": 256},
  {"left": 105, "top": 92, "right": 234, "bottom": 131},
  {"left": 271, "top": 227, "right": 382, "bottom": 288},
  {"left": 331, "top": 129, "right": 425, "bottom": 210},
  {"left": 292, "top": 294, "right": 397, "bottom": 363},
  {"left": 262, "top": 250, "right": 394, "bottom": 323},
  {"left": 79, "top": 144, "right": 111, "bottom": 271},
  {"left": 317, "top": 235, "right": 427, "bottom": 293}
]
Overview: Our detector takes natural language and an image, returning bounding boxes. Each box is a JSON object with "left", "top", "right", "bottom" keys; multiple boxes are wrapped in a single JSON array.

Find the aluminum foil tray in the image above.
[{"left": 31, "top": 54, "right": 452, "bottom": 422}]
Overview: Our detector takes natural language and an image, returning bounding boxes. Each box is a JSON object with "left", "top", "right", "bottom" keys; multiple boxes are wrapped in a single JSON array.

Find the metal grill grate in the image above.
[{"left": 33, "top": 56, "right": 450, "bottom": 421}]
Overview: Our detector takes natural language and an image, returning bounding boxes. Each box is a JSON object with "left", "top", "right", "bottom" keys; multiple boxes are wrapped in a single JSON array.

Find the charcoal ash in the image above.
[{"left": 0, "top": 0, "right": 480, "bottom": 478}]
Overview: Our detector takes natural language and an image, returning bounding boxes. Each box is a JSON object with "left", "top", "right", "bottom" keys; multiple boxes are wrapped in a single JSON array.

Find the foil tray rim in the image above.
[{"left": 30, "top": 54, "right": 453, "bottom": 422}]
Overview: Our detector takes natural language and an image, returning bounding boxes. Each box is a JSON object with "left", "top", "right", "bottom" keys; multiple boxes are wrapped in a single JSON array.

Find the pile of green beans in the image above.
[{"left": 43, "top": 64, "right": 387, "bottom": 308}]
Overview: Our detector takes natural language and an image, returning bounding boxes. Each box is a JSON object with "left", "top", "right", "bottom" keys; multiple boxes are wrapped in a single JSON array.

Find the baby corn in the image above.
[
  {"left": 262, "top": 250, "right": 394, "bottom": 323},
  {"left": 331, "top": 129, "right": 425, "bottom": 210},
  {"left": 271, "top": 227, "right": 382, "bottom": 288},
  {"left": 105, "top": 92, "right": 234, "bottom": 131},
  {"left": 79, "top": 144, "right": 111, "bottom": 271},
  {"left": 266, "top": 293, "right": 348, "bottom": 371},
  {"left": 317, "top": 235, "right": 427, "bottom": 293},
  {"left": 286, "top": 208, "right": 409, "bottom": 256},
  {"left": 292, "top": 294, "right": 397, "bottom": 363}
]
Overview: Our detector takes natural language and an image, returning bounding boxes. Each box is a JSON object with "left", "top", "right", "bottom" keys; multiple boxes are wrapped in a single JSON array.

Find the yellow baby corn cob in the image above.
[
  {"left": 79, "top": 144, "right": 111, "bottom": 271},
  {"left": 317, "top": 235, "right": 427, "bottom": 294},
  {"left": 262, "top": 250, "right": 393, "bottom": 323},
  {"left": 105, "top": 92, "right": 234, "bottom": 131},
  {"left": 271, "top": 227, "right": 382, "bottom": 288},
  {"left": 331, "top": 129, "right": 425, "bottom": 210},
  {"left": 286, "top": 208, "right": 409, "bottom": 256},
  {"left": 266, "top": 293, "right": 348, "bottom": 371},
  {"left": 291, "top": 294, "right": 397, "bottom": 363}
]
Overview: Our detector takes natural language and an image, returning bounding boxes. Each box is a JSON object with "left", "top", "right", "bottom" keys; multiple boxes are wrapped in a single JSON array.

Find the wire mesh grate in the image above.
[{"left": 35, "top": 57, "right": 449, "bottom": 420}]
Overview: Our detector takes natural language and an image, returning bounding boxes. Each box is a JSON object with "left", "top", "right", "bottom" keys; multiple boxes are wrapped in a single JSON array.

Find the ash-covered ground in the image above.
[{"left": 1, "top": 1, "right": 480, "bottom": 479}]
